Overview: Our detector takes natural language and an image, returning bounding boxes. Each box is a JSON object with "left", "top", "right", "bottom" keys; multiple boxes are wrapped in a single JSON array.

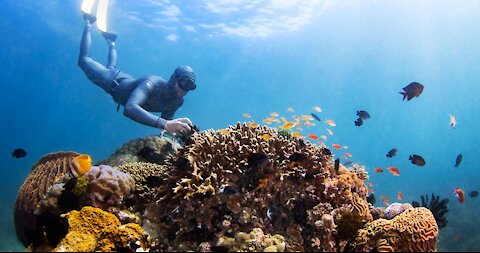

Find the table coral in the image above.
[{"left": 53, "top": 206, "right": 148, "bottom": 252}]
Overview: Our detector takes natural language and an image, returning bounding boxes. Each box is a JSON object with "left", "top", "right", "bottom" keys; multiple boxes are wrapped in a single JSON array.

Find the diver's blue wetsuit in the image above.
[{"left": 78, "top": 16, "right": 187, "bottom": 129}]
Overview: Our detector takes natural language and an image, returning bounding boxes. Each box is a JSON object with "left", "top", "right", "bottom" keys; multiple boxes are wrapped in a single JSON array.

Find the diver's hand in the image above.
[{"left": 165, "top": 118, "right": 192, "bottom": 134}]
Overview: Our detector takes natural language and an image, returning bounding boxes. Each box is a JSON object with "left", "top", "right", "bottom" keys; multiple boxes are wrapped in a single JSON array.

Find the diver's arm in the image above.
[{"left": 124, "top": 80, "right": 167, "bottom": 129}]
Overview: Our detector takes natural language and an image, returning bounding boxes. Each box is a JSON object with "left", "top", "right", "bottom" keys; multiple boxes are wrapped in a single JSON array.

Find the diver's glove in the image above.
[{"left": 164, "top": 118, "right": 193, "bottom": 135}]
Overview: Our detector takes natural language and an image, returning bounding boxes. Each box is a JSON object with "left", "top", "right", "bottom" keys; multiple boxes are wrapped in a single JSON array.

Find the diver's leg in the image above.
[
  {"left": 78, "top": 16, "right": 116, "bottom": 93},
  {"left": 103, "top": 32, "right": 117, "bottom": 69}
]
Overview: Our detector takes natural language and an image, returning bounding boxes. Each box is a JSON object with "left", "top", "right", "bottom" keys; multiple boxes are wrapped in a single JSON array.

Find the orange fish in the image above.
[
  {"left": 374, "top": 167, "right": 384, "bottom": 173},
  {"left": 69, "top": 154, "right": 92, "bottom": 178},
  {"left": 368, "top": 182, "right": 374, "bottom": 187},
  {"left": 345, "top": 152, "right": 352, "bottom": 157},
  {"left": 325, "top": 119, "right": 336, "bottom": 127},
  {"left": 312, "top": 106, "right": 322, "bottom": 112},
  {"left": 270, "top": 112, "right": 279, "bottom": 117},
  {"left": 453, "top": 188, "right": 465, "bottom": 204},
  {"left": 307, "top": 133, "right": 319, "bottom": 140},
  {"left": 248, "top": 121, "right": 259, "bottom": 128},
  {"left": 301, "top": 114, "right": 314, "bottom": 121},
  {"left": 397, "top": 191, "right": 403, "bottom": 201},
  {"left": 287, "top": 108, "right": 294, "bottom": 113},
  {"left": 332, "top": 144, "right": 342, "bottom": 150},
  {"left": 243, "top": 113, "right": 251, "bottom": 118},
  {"left": 380, "top": 196, "right": 389, "bottom": 202},
  {"left": 387, "top": 166, "right": 400, "bottom": 176},
  {"left": 320, "top": 135, "right": 327, "bottom": 140},
  {"left": 280, "top": 121, "right": 296, "bottom": 130},
  {"left": 261, "top": 134, "right": 272, "bottom": 140},
  {"left": 291, "top": 132, "right": 303, "bottom": 139}
]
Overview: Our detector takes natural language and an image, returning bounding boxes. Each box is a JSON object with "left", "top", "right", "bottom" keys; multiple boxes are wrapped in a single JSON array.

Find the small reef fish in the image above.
[
  {"left": 69, "top": 154, "right": 92, "bottom": 178},
  {"left": 469, "top": 191, "right": 479, "bottom": 198},
  {"left": 453, "top": 188, "right": 465, "bottom": 204},
  {"left": 287, "top": 108, "right": 294, "bottom": 113},
  {"left": 367, "top": 194, "right": 376, "bottom": 205},
  {"left": 270, "top": 112, "right": 279, "bottom": 117},
  {"left": 326, "top": 129, "right": 334, "bottom": 136},
  {"left": 248, "top": 121, "right": 259, "bottom": 128},
  {"left": 320, "top": 135, "right": 327, "bottom": 140},
  {"left": 325, "top": 119, "right": 336, "bottom": 127},
  {"left": 332, "top": 144, "right": 342, "bottom": 150},
  {"left": 345, "top": 152, "right": 352, "bottom": 157},
  {"left": 280, "top": 121, "right": 296, "bottom": 130},
  {"left": 307, "top": 133, "right": 319, "bottom": 140},
  {"left": 243, "top": 113, "right": 251, "bottom": 118},
  {"left": 387, "top": 166, "right": 400, "bottom": 176},
  {"left": 354, "top": 117, "right": 363, "bottom": 126},
  {"left": 334, "top": 158, "right": 340, "bottom": 174},
  {"left": 399, "top": 82, "right": 424, "bottom": 101},
  {"left": 368, "top": 182, "right": 374, "bottom": 187},
  {"left": 374, "top": 167, "right": 384, "bottom": 173},
  {"left": 449, "top": 114, "right": 457, "bottom": 129},
  {"left": 397, "top": 191, "right": 403, "bottom": 201},
  {"left": 261, "top": 134, "right": 272, "bottom": 140},
  {"left": 291, "top": 132, "right": 303, "bottom": 139},
  {"left": 409, "top": 154, "right": 426, "bottom": 166},
  {"left": 217, "top": 128, "right": 229, "bottom": 135},
  {"left": 454, "top": 154, "right": 463, "bottom": 168},
  {"left": 356, "top": 110, "right": 371, "bottom": 120},
  {"left": 468, "top": 191, "right": 478, "bottom": 198},
  {"left": 386, "top": 148, "right": 398, "bottom": 158},
  {"left": 312, "top": 106, "right": 322, "bottom": 112},
  {"left": 310, "top": 113, "right": 321, "bottom": 122},
  {"left": 12, "top": 148, "right": 27, "bottom": 158}
]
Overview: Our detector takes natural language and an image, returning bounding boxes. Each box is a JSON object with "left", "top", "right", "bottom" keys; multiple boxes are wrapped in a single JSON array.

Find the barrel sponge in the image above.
[
  {"left": 52, "top": 206, "right": 148, "bottom": 252},
  {"left": 14, "top": 151, "right": 80, "bottom": 247},
  {"left": 354, "top": 207, "right": 438, "bottom": 252},
  {"left": 82, "top": 165, "right": 135, "bottom": 210}
]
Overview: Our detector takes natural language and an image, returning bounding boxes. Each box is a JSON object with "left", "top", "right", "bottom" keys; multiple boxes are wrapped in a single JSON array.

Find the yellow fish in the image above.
[
  {"left": 270, "top": 112, "right": 279, "bottom": 117},
  {"left": 449, "top": 114, "right": 457, "bottom": 129},
  {"left": 261, "top": 133, "right": 272, "bottom": 140},
  {"left": 291, "top": 132, "right": 303, "bottom": 138},
  {"left": 248, "top": 121, "right": 259, "bottom": 128},
  {"left": 218, "top": 128, "right": 229, "bottom": 135},
  {"left": 69, "top": 154, "right": 92, "bottom": 178},
  {"left": 243, "top": 113, "right": 251, "bottom": 118},
  {"left": 280, "top": 121, "right": 296, "bottom": 130}
]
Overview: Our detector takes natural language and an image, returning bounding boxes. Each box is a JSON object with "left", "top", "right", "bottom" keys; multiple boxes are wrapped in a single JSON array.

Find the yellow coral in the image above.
[
  {"left": 53, "top": 206, "right": 148, "bottom": 252},
  {"left": 354, "top": 207, "right": 438, "bottom": 252}
]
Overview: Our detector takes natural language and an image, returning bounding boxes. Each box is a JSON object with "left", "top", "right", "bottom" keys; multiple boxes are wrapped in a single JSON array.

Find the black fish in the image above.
[
  {"left": 322, "top": 148, "right": 332, "bottom": 156},
  {"left": 354, "top": 117, "right": 363, "bottom": 126},
  {"left": 469, "top": 191, "right": 479, "bottom": 198},
  {"left": 356, "top": 110, "right": 370, "bottom": 120},
  {"left": 386, "top": 148, "right": 398, "bottom": 158},
  {"left": 399, "top": 82, "right": 424, "bottom": 101},
  {"left": 454, "top": 154, "right": 463, "bottom": 168},
  {"left": 310, "top": 113, "right": 321, "bottom": 122},
  {"left": 334, "top": 158, "right": 340, "bottom": 173},
  {"left": 409, "top": 154, "right": 426, "bottom": 166},
  {"left": 12, "top": 148, "right": 27, "bottom": 158}
]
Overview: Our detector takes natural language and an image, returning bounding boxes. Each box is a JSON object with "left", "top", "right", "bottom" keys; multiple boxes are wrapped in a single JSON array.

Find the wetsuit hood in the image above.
[{"left": 168, "top": 65, "right": 197, "bottom": 90}]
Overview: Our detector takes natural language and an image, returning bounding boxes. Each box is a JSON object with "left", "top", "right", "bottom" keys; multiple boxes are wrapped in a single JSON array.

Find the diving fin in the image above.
[
  {"left": 81, "top": 0, "right": 97, "bottom": 15},
  {"left": 96, "top": 0, "right": 110, "bottom": 33},
  {"left": 102, "top": 31, "right": 117, "bottom": 43}
]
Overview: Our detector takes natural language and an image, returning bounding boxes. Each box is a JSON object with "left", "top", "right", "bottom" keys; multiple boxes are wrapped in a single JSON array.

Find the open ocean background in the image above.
[{"left": 1, "top": 0, "right": 479, "bottom": 251}]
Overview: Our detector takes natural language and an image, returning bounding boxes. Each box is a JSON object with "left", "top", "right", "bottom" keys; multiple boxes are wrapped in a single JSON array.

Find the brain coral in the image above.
[
  {"left": 116, "top": 162, "right": 169, "bottom": 211},
  {"left": 53, "top": 206, "right": 148, "bottom": 252},
  {"left": 98, "top": 135, "right": 180, "bottom": 167},
  {"left": 14, "top": 151, "right": 80, "bottom": 247},
  {"left": 82, "top": 165, "right": 136, "bottom": 210},
  {"left": 354, "top": 207, "right": 438, "bottom": 252},
  {"left": 143, "top": 123, "right": 376, "bottom": 251}
]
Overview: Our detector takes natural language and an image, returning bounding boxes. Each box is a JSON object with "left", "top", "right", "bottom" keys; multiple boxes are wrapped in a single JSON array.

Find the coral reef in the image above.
[
  {"left": 215, "top": 228, "right": 286, "bottom": 252},
  {"left": 14, "top": 151, "right": 80, "bottom": 247},
  {"left": 116, "top": 162, "right": 168, "bottom": 211},
  {"left": 52, "top": 206, "right": 148, "bottom": 252},
  {"left": 142, "top": 123, "right": 383, "bottom": 251},
  {"left": 412, "top": 193, "right": 449, "bottom": 230},
  {"left": 384, "top": 202, "right": 413, "bottom": 219},
  {"left": 81, "top": 165, "right": 136, "bottom": 210},
  {"left": 98, "top": 135, "right": 180, "bottom": 167},
  {"left": 354, "top": 207, "right": 438, "bottom": 252}
]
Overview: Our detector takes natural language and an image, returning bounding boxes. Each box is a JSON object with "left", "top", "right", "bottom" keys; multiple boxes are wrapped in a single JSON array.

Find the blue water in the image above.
[{"left": 1, "top": 0, "right": 479, "bottom": 251}]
